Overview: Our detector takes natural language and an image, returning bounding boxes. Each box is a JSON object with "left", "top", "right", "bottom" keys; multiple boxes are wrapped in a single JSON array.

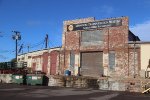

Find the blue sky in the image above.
[{"left": 0, "top": 0, "right": 150, "bottom": 62}]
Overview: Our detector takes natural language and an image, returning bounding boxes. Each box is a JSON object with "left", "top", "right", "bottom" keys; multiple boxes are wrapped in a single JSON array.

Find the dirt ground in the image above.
[{"left": 0, "top": 84, "right": 149, "bottom": 100}]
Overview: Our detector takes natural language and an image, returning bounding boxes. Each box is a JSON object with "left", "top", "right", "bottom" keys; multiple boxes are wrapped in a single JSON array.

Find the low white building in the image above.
[
  {"left": 140, "top": 42, "right": 150, "bottom": 78},
  {"left": 17, "top": 47, "right": 61, "bottom": 75}
]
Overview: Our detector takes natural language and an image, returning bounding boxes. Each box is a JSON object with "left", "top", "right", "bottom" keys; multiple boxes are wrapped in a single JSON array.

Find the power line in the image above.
[
  {"left": 17, "top": 38, "right": 45, "bottom": 53},
  {"left": 12, "top": 31, "right": 21, "bottom": 61},
  {"left": 41, "top": 40, "right": 45, "bottom": 49},
  {"left": 0, "top": 32, "right": 12, "bottom": 38},
  {"left": 0, "top": 55, "right": 8, "bottom": 60},
  {"left": 45, "top": 34, "right": 49, "bottom": 48},
  {"left": 30, "top": 40, "right": 45, "bottom": 48}
]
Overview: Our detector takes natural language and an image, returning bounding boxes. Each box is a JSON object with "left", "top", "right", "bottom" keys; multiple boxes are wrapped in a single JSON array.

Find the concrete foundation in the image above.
[
  {"left": 47, "top": 75, "right": 150, "bottom": 92},
  {"left": 48, "top": 75, "right": 65, "bottom": 87},
  {"left": 48, "top": 75, "right": 98, "bottom": 88},
  {"left": 0, "top": 74, "right": 12, "bottom": 83},
  {"left": 98, "top": 77, "right": 150, "bottom": 92}
]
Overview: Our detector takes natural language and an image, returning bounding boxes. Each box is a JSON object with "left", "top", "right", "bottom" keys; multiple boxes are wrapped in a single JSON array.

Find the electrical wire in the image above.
[
  {"left": 30, "top": 39, "right": 45, "bottom": 48},
  {"left": 0, "top": 33, "right": 62, "bottom": 56},
  {"left": 0, "top": 55, "right": 8, "bottom": 60}
]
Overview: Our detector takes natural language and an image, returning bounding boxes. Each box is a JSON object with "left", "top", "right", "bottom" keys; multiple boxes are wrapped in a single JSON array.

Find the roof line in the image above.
[{"left": 18, "top": 46, "right": 61, "bottom": 56}]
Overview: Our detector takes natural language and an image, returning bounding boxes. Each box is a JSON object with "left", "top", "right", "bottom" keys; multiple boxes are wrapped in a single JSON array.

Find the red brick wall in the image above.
[
  {"left": 62, "top": 17, "right": 133, "bottom": 77},
  {"left": 65, "top": 31, "right": 80, "bottom": 50},
  {"left": 42, "top": 52, "right": 49, "bottom": 74},
  {"left": 49, "top": 50, "right": 59, "bottom": 75},
  {"left": 128, "top": 46, "right": 141, "bottom": 77}
]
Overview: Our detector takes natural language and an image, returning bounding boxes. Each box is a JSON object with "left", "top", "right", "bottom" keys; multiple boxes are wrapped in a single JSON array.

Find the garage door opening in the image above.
[{"left": 80, "top": 52, "right": 103, "bottom": 77}]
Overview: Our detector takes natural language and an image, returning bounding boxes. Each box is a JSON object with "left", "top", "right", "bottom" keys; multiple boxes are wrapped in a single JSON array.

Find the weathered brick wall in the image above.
[
  {"left": 128, "top": 45, "right": 141, "bottom": 77},
  {"left": 65, "top": 31, "right": 80, "bottom": 50},
  {"left": 62, "top": 17, "right": 95, "bottom": 50},
  {"left": 62, "top": 17, "right": 131, "bottom": 77},
  {"left": 32, "top": 55, "right": 42, "bottom": 72},
  {"left": 106, "top": 17, "right": 129, "bottom": 77},
  {"left": 59, "top": 50, "right": 65, "bottom": 75},
  {"left": 49, "top": 50, "right": 60, "bottom": 75},
  {"left": 62, "top": 17, "right": 95, "bottom": 75},
  {"left": 20, "top": 48, "right": 61, "bottom": 75}
]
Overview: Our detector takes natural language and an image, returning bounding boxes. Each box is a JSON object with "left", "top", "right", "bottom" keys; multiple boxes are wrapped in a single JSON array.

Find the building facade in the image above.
[
  {"left": 18, "top": 16, "right": 150, "bottom": 79},
  {"left": 15, "top": 16, "right": 150, "bottom": 92},
  {"left": 18, "top": 47, "right": 62, "bottom": 75},
  {"left": 140, "top": 42, "right": 150, "bottom": 78},
  {"left": 62, "top": 16, "right": 140, "bottom": 78}
]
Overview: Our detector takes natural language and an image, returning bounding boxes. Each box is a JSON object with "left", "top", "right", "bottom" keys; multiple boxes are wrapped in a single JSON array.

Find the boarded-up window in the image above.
[
  {"left": 70, "top": 51, "right": 75, "bottom": 68},
  {"left": 70, "top": 51, "right": 75, "bottom": 74},
  {"left": 109, "top": 51, "right": 115, "bottom": 69},
  {"left": 81, "top": 30, "right": 104, "bottom": 46}
]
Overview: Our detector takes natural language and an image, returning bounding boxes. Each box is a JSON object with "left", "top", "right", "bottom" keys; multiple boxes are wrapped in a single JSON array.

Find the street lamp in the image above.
[{"left": 12, "top": 31, "right": 21, "bottom": 62}]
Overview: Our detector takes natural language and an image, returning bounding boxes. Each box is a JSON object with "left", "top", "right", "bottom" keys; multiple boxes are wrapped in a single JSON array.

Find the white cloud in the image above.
[
  {"left": 27, "top": 20, "right": 42, "bottom": 26},
  {"left": 92, "top": 5, "right": 114, "bottom": 15},
  {"left": 144, "top": 0, "right": 150, "bottom": 7},
  {"left": 0, "top": 55, "right": 7, "bottom": 60},
  {"left": 130, "top": 20, "right": 150, "bottom": 41},
  {"left": 26, "top": 20, "right": 51, "bottom": 27},
  {"left": 100, "top": 5, "right": 114, "bottom": 15}
]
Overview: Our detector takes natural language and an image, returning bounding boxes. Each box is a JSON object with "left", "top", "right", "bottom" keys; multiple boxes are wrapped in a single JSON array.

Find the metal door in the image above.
[
  {"left": 42, "top": 52, "right": 48, "bottom": 74},
  {"left": 32, "top": 63, "right": 36, "bottom": 72},
  {"left": 81, "top": 52, "right": 103, "bottom": 77},
  {"left": 50, "top": 51, "right": 58, "bottom": 75}
]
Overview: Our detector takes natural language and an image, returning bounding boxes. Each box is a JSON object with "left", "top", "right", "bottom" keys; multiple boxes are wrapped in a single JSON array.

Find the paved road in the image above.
[{"left": 0, "top": 84, "right": 149, "bottom": 100}]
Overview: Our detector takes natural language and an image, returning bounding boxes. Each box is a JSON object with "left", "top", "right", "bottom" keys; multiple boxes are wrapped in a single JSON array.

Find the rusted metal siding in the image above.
[
  {"left": 81, "top": 52, "right": 103, "bottom": 77},
  {"left": 50, "top": 51, "right": 59, "bottom": 75}
]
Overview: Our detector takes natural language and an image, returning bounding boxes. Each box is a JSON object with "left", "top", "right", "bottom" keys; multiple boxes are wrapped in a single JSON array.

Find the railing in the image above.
[
  {"left": 0, "top": 62, "right": 27, "bottom": 70},
  {"left": 142, "top": 82, "right": 150, "bottom": 94}
]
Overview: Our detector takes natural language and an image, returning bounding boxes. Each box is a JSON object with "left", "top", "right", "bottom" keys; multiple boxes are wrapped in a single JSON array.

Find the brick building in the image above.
[
  {"left": 16, "top": 16, "right": 150, "bottom": 92},
  {"left": 62, "top": 16, "right": 141, "bottom": 78},
  {"left": 18, "top": 16, "right": 148, "bottom": 79}
]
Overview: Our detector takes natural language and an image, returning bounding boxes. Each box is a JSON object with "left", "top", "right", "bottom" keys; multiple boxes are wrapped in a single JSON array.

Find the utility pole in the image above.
[
  {"left": 133, "top": 36, "right": 138, "bottom": 78},
  {"left": 12, "top": 31, "right": 21, "bottom": 62},
  {"left": 18, "top": 44, "right": 23, "bottom": 54},
  {"left": 27, "top": 45, "right": 30, "bottom": 53},
  {"left": 45, "top": 34, "right": 49, "bottom": 48},
  {"left": 133, "top": 40, "right": 136, "bottom": 78}
]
